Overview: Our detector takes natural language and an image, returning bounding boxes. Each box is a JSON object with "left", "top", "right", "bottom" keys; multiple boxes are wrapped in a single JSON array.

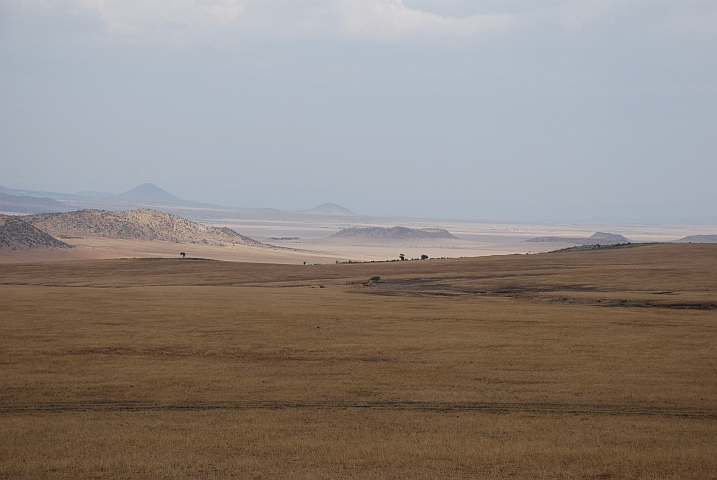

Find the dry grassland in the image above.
[{"left": 1, "top": 244, "right": 716, "bottom": 479}]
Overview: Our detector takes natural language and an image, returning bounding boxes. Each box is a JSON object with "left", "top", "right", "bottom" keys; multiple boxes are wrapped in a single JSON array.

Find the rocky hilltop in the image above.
[
  {"left": 526, "top": 232, "right": 631, "bottom": 245},
  {"left": 333, "top": 226, "right": 457, "bottom": 240},
  {"left": 0, "top": 215, "right": 69, "bottom": 249},
  {"left": 23, "top": 209, "right": 263, "bottom": 247}
]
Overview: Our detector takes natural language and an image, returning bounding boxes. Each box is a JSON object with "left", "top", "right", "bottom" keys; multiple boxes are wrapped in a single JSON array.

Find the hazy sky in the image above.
[{"left": 1, "top": 1, "right": 716, "bottom": 222}]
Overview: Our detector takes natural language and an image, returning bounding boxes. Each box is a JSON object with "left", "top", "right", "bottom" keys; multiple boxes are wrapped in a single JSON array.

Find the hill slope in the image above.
[
  {"left": 0, "top": 193, "right": 71, "bottom": 214},
  {"left": 526, "top": 232, "right": 632, "bottom": 245},
  {"left": 0, "top": 215, "right": 69, "bottom": 249},
  {"left": 23, "top": 209, "right": 263, "bottom": 247},
  {"left": 674, "top": 235, "right": 717, "bottom": 243},
  {"left": 333, "top": 226, "right": 457, "bottom": 240},
  {"left": 114, "top": 183, "right": 188, "bottom": 205}
]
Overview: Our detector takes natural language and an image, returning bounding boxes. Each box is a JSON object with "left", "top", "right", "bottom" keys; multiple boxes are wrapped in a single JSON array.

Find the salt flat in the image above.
[{"left": 196, "top": 214, "right": 716, "bottom": 263}]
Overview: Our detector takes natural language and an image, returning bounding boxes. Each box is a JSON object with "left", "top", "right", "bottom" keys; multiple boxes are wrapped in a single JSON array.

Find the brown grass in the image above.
[{"left": 1, "top": 244, "right": 716, "bottom": 479}]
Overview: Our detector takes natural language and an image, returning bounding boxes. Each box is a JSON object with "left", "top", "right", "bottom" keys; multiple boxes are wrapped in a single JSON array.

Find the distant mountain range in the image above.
[
  {"left": 2, "top": 183, "right": 715, "bottom": 231},
  {"left": 0, "top": 183, "right": 357, "bottom": 220},
  {"left": 0, "top": 183, "right": 211, "bottom": 211},
  {"left": 0, "top": 192, "right": 72, "bottom": 214}
]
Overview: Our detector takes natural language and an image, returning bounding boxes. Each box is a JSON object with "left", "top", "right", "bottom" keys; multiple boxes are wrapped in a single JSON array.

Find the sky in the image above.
[{"left": 1, "top": 0, "right": 716, "bottom": 222}]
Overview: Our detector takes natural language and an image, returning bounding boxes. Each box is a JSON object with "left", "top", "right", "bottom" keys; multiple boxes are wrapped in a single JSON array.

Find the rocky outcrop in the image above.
[
  {"left": 332, "top": 226, "right": 457, "bottom": 240},
  {"left": 23, "top": 209, "right": 263, "bottom": 247}
]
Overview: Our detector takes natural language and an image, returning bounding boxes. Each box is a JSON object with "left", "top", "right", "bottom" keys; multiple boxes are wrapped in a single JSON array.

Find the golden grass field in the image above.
[{"left": 1, "top": 244, "right": 716, "bottom": 478}]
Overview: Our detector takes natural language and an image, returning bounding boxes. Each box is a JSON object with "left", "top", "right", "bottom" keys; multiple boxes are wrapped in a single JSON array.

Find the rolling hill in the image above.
[
  {"left": 0, "top": 192, "right": 72, "bottom": 214},
  {"left": 674, "top": 235, "right": 717, "bottom": 243},
  {"left": 114, "top": 183, "right": 191, "bottom": 205},
  {"left": 526, "top": 232, "right": 632, "bottom": 245},
  {"left": 301, "top": 203, "right": 355, "bottom": 216},
  {"left": 332, "top": 226, "right": 457, "bottom": 240},
  {"left": 0, "top": 183, "right": 212, "bottom": 213},
  {"left": 23, "top": 209, "right": 263, "bottom": 247}
]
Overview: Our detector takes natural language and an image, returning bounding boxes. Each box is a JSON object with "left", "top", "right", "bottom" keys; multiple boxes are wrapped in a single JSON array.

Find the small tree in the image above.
[
  {"left": 399, "top": 254, "right": 405, "bottom": 261},
  {"left": 421, "top": 254, "right": 428, "bottom": 260},
  {"left": 180, "top": 252, "right": 186, "bottom": 258}
]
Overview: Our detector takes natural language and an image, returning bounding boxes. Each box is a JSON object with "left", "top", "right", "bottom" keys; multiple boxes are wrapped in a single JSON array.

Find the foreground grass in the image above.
[
  {"left": 1, "top": 244, "right": 716, "bottom": 478},
  {"left": 3, "top": 411, "right": 715, "bottom": 479}
]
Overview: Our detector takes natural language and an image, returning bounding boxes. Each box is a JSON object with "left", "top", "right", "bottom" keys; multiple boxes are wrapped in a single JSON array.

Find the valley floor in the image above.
[
  {"left": 3, "top": 213, "right": 715, "bottom": 265},
  {"left": 1, "top": 244, "right": 716, "bottom": 478}
]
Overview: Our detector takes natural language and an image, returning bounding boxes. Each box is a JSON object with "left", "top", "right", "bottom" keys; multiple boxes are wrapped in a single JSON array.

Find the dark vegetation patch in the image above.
[{"left": 549, "top": 297, "right": 717, "bottom": 310}]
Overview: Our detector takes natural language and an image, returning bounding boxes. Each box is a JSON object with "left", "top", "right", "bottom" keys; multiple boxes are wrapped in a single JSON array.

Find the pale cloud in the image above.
[
  {"left": 553, "top": 0, "right": 717, "bottom": 41},
  {"left": 14, "top": 0, "right": 512, "bottom": 42},
  {"left": 334, "top": 0, "right": 511, "bottom": 39},
  {"left": 77, "top": 0, "right": 245, "bottom": 35},
  {"left": 8, "top": 0, "right": 717, "bottom": 44}
]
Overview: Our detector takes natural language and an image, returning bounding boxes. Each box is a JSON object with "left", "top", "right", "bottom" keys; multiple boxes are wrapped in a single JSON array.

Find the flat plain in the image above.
[
  {"left": 1, "top": 244, "right": 716, "bottom": 478},
  {"left": 4, "top": 211, "right": 714, "bottom": 265}
]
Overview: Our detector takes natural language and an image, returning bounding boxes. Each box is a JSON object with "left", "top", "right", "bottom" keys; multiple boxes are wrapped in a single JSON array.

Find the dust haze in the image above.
[{"left": 2, "top": 1, "right": 716, "bottom": 222}]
